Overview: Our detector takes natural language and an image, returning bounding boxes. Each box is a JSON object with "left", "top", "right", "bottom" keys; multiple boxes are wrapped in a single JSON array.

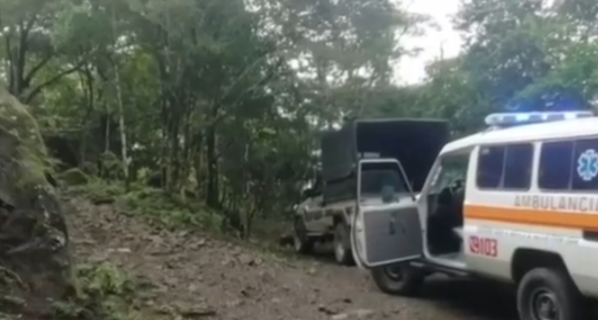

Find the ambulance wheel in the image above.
[
  {"left": 333, "top": 223, "right": 354, "bottom": 266},
  {"left": 517, "top": 268, "right": 586, "bottom": 320},
  {"left": 293, "top": 217, "right": 313, "bottom": 254},
  {"left": 371, "top": 264, "right": 424, "bottom": 296}
]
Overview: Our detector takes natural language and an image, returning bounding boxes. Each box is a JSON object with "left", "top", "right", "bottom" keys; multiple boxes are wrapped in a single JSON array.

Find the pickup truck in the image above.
[{"left": 292, "top": 118, "right": 450, "bottom": 265}]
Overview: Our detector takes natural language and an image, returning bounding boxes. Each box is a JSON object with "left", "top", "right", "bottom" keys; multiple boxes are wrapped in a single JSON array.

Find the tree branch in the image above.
[
  {"left": 219, "top": 54, "right": 271, "bottom": 103},
  {"left": 23, "top": 54, "right": 54, "bottom": 87},
  {"left": 24, "top": 61, "right": 85, "bottom": 104}
]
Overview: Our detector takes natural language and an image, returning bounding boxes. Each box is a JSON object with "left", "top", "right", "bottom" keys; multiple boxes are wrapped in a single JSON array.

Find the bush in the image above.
[
  {"left": 51, "top": 262, "right": 142, "bottom": 320},
  {"left": 59, "top": 168, "right": 90, "bottom": 186}
]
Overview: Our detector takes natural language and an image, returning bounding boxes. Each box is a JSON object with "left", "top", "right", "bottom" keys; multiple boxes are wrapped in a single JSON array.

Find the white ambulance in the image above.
[{"left": 350, "top": 111, "right": 598, "bottom": 320}]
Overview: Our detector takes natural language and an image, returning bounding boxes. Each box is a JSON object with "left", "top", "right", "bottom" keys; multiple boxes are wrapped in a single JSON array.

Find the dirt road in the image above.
[{"left": 66, "top": 198, "right": 518, "bottom": 320}]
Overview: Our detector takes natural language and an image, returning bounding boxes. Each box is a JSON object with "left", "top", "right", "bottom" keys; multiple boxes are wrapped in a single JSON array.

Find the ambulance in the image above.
[{"left": 350, "top": 111, "right": 597, "bottom": 320}]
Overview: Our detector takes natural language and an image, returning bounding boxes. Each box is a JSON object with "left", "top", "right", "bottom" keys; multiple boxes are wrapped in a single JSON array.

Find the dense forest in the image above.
[{"left": 2, "top": 0, "right": 598, "bottom": 238}]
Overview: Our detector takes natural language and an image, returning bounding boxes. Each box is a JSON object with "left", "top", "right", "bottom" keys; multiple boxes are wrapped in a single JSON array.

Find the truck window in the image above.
[
  {"left": 477, "top": 144, "right": 533, "bottom": 190},
  {"left": 539, "top": 141, "right": 574, "bottom": 190},
  {"left": 359, "top": 162, "right": 409, "bottom": 197},
  {"left": 360, "top": 170, "right": 407, "bottom": 195}
]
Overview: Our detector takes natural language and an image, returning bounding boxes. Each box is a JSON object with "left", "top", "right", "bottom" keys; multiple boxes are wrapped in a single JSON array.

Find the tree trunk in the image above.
[
  {"left": 111, "top": 7, "right": 129, "bottom": 187},
  {"left": 206, "top": 123, "right": 219, "bottom": 208}
]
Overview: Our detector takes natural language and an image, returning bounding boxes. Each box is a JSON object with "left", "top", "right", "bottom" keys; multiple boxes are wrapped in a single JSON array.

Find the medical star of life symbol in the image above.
[{"left": 577, "top": 149, "right": 598, "bottom": 182}]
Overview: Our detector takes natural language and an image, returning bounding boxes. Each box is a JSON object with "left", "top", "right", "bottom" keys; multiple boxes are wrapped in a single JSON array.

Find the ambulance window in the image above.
[
  {"left": 572, "top": 138, "right": 598, "bottom": 190},
  {"left": 539, "top": 141, "right": 574, "bottom": 190},
  {"left": 477, "top": 146, "right": 505, "bottom": 188},
  {"left": 503, "top": 144, "right": 533, "bottom": 189}
]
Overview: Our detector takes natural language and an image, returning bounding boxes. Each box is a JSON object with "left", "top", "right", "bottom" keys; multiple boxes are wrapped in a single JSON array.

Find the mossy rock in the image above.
[
  {"left": 0, "top": 87, "right": 71, "bottom": 316},
  {"left": 0, "top": 87, "right": 52, "bottom": 196},
  {"left": 59, "top": 168, "right": 90, "bottom": 186}
]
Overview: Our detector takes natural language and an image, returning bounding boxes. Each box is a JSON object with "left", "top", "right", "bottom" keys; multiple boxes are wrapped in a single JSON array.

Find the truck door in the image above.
[{"left": 351, "top": 159, "right": 423, "bottom": 268}]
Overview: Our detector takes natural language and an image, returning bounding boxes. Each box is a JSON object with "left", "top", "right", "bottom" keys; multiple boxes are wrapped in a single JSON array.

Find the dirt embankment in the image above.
[{"left": 65, "top": 197, "right": 518, "bottom": 320}]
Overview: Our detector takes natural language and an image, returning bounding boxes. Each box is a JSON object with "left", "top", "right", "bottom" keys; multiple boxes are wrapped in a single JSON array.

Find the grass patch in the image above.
[
  {"left": 65, "top": 180, "right": 297, "bottom": 261},
  {"left": 66, "top": 180, "right": 225, "bottom": 232},
  {"left": 51, "top": 261, "right": 158, "bottom": 320}
]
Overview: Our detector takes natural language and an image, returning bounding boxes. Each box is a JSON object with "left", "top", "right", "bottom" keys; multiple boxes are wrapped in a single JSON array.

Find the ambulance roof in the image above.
[{"left": 442, "top": 116, "right": 598, "bottom": 154}]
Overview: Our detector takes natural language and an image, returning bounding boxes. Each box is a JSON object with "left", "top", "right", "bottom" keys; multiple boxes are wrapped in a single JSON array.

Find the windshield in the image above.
[
  {"left": 358, "top": 161, "right": 411, "bottom": 204},
  {"left": 360, "top": 169, "right": 407, "bottom": 195}
]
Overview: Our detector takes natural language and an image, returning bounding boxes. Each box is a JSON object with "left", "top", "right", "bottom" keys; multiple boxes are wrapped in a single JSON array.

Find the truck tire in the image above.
[
  {"left": 333, "top": 223, "right": 354, "bottom": 266},
  {"left": 517, "top": 268, "right": 586, "bottom": 320},
  {"left": 371, "top": 264, "right": 424, "bottom": 296},
  {"left": 293, "top": 216, "right": 313, "bottom": 254}
]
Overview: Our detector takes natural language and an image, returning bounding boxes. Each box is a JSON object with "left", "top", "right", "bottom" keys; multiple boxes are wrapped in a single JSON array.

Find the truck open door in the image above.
[{"left": 350, "top": 159, "right": 423, "bottom": 269}]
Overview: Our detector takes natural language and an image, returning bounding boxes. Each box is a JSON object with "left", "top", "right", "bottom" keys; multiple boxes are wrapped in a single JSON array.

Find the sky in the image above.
[{"left": 393, "top": 0, "right": 463, "bottom": 85}]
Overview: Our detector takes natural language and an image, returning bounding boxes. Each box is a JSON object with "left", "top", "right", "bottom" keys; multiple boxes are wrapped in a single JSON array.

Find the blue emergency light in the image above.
[{"left": 484, "top": 111, "right": 594, "bottom": 128}]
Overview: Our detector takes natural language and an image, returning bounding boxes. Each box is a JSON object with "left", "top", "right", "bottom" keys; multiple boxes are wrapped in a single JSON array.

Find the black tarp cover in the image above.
[{"left": 321, "top": 118, "right": 450, "bottom": 204}]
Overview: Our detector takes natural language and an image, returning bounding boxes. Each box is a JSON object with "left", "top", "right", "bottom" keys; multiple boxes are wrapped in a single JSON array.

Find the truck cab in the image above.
[{"left": 352, "top": 111, "right": 597, "bottom": 320}]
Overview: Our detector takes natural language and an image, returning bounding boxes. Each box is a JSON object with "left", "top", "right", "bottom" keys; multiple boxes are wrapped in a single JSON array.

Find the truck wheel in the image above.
[
  {"left": 371, "top": 264, "right": 424, "bottom": 296},
  {"left": 517, "top": 268, "right": 586, "bottom": 320},
  {"left": 333, "top": 223, "right": 354, "bottom": 266},
  {"left": 293, "top": 217, "right": 313, "bottom": 254}
]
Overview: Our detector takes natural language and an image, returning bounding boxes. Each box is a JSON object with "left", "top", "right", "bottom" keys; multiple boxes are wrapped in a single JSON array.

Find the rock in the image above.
[
  {"left": 221, "top": 255, "right": 235, "bottom": 267},
  {"left": 238, "top": 253, "right": 254, "bottom": 265},
  {"left": 354, "top": 309, "right": 374, "bottom": 319},
  {"left": 331, "top": 314, "right": 350, "bottom": 320},
  {"left": 0, "top": 87, "right": 71, "bottom": 303},
  {"left": 307, "top": 267, "right": 317, "bottom": 275},
  {"left": 226, "top": 299, "right": 243, "bottom": 308},
  {"left": 107, "top": 247, "right": 132, "bottom": 254},
  {"left": 190, "top": 238, "right": 207, "bottom": 250},
  {"left": 163, "top": 277, "right": 179, "bottom": 288},
  {"left": 177, "top": 302, "right": 217, "bottom": 318},
  {"left": 318, "top": 304, "right": 339, "bottom": 315},
  {"left": 258, "top": 269, "right": 275, "bottom": 284}
]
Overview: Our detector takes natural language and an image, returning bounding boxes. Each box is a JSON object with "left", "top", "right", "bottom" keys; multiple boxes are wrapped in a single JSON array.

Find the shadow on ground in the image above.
[
  {"left": 310, "top": 244, "right": 518, "bottom": 320},
  {"left": 420, "top": 277, "right": 517, "bottom": 320}
]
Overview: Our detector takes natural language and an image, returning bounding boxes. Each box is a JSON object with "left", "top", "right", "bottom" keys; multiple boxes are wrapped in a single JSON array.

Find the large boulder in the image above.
[{"left": 0, "top": 87, "right": 71, "bottom": 311}]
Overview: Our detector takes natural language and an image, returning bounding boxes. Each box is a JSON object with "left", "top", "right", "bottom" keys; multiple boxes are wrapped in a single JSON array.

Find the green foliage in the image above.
[
  {"left": 67, "top": 181, "right": 225, "bottom": 232},
  {"left": 99, "top": 152, "right": 124, "bottom": 181},
  {"left": 67, "top": 179, "right": 126, "bottom": 205},
  {"left": 117, "top": 187, "right": 224, "bottom": 231},
  {"left": 59, "top": 168, "right": 90, "bottom": 186},
  {"left": 51, "top": 261, "right": 140, "bottom": 320}
]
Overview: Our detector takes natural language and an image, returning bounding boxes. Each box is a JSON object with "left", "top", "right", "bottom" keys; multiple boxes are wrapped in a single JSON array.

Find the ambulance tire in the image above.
[
  {"left": 333, "top": 223, "right": 354, "bottom": 266},
  {"left": 371, "top": 264, "right": 424, "bottom": 296},
  {"left": 293, "top": 216, "right": 313, "bottom": 254},
  {"left": 517, "top": 268, "right": 587, "bottom": 320}
]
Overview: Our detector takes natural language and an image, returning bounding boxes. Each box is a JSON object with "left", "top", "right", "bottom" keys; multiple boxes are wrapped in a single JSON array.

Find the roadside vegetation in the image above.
[{"left": 1, "top": 0, "right": 598, "bottom": 319}]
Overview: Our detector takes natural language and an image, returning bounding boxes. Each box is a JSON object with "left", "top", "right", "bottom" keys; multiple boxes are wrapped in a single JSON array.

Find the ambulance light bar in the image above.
[{"left": 484, "top": 111, "right": 594, "bottom": 127}]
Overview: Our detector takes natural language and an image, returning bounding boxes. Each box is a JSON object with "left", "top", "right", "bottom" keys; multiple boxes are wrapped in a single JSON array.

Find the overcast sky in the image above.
[{"left": 393, "top": 0, "right": 463, "bottom": 85}]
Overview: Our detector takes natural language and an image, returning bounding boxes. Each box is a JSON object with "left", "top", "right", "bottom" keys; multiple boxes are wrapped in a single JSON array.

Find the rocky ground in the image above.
[{"left": 65, "top": 197, "right": 519, "bottom": 320}]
